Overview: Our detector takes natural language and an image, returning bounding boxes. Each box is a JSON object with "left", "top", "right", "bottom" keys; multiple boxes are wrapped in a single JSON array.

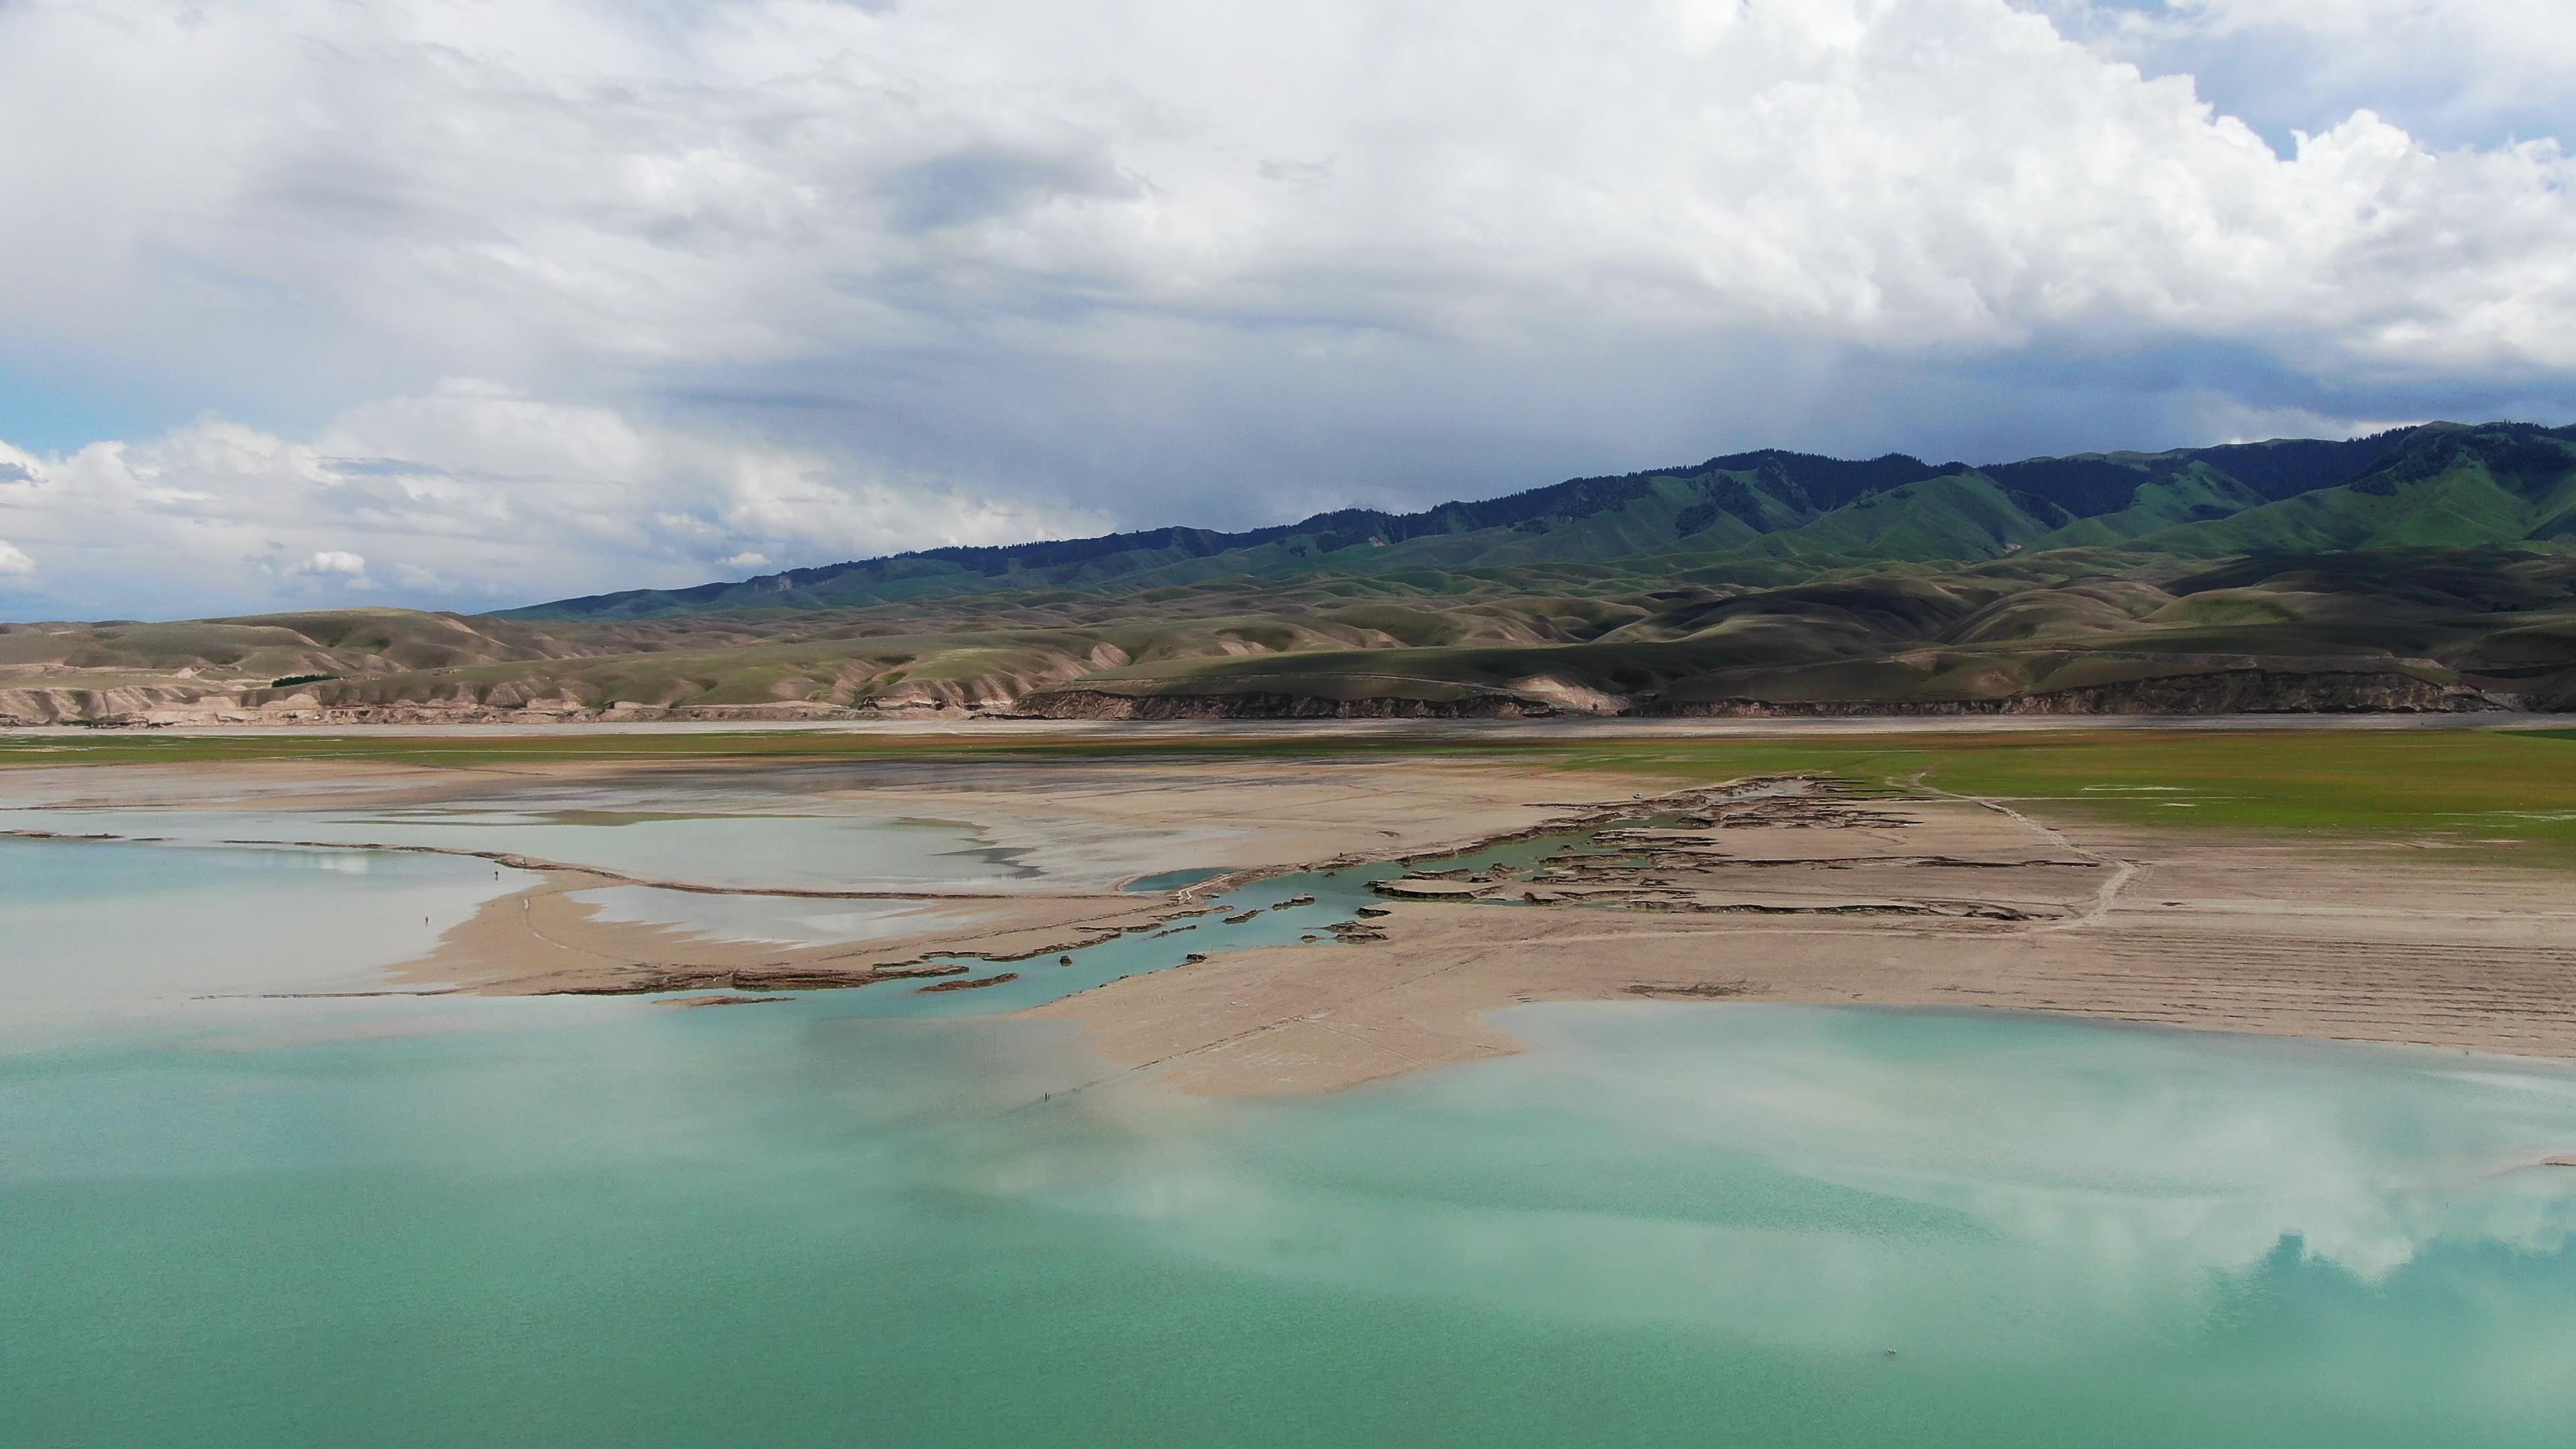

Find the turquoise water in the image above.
[
  {"left": 7, "top": 834, "right": 2576, "bottom": 1446},
  {"left": 0, "top": 837, "right": 525, "bottom": 1035},
  {"left": 1124, "top": 866, "right": 1234, "bottom": 892},
  {"left": 0, "top": 759, "right": 1242, "bottom": 893},
  {"left": 13, "top": 804, "right": 1041, "bottom": 892},
  {"left": 895, "top": 866, "right": 1393, "bottom": 1018}
]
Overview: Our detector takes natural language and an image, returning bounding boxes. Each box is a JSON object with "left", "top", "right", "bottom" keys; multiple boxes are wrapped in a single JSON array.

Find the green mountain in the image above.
[
  {"left": 511, "top": 423, "right": 2569, "bottom": 621},
  {"left": 9, "top": 423, "right": 2576, "bottom": 724}
]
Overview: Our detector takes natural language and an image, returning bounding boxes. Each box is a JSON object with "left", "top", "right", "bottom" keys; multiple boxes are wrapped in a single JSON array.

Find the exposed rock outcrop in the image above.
[
  {"left": 0, "top": 685, "right": 252, "bottom": 726},
  {"left": 916, "top": 971, "right": 1022, "bottom": 993}
]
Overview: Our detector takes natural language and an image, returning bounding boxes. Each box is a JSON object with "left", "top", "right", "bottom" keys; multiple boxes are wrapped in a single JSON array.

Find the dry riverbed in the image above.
[{"left": 7, "top": 739, "right": 2574, "bottom": 1092}]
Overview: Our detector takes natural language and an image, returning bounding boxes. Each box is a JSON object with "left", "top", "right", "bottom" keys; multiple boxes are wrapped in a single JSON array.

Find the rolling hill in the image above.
[{"left": 7, "top": 421, "right": 2576, "bottom": 724}]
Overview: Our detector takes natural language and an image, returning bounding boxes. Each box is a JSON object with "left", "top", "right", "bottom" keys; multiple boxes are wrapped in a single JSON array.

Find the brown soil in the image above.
[
  {"left": 918, "top": 973, "right": 1022, "bottom": 994},
  {"left": 1029, "top": 777, "right": 2576, "bottom": 1095}
]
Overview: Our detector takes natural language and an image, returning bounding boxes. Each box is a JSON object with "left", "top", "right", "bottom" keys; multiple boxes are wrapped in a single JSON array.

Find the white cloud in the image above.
[
  {"left": 0, "top": 539, "right": 34, "bottom": 578},
  {"left": 2044, "top": 5, "right": 2576, "bottom": 97},
  {"left": 0, "top": 387, "right": 1109, "bottom": 620},
  {"left": 286, "top": 550, "right": 371, "bottom": 582},
  {"left": 0, "top": 0, "right": 2566, "bottom": 381},
  {"left": 0, "top": 1, "right": 2571, "bottom": 616},
  {"left": 2029, "top": 2, "right": 2576, "bottom": 153}
]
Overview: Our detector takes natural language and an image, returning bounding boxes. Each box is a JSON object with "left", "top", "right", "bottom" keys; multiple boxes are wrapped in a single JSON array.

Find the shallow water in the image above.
[
  {"left": 0, "top": 762, "right": 1238, "bottom": 892},
  {"left": 6, "top": 992, "right": 2573, "bottom": 1448},
  {"left": 1124, "top": 865, "right": 1234, "bottom": 892},
  {"left": 7, "top": 829, "right": 2576, "bottom": 1446},
  {"left": 0, "top": 837, "right": 525, "bottom": 1034},
  {"left": 14, "top": 802, "right": 1042, "bottom": 892}
]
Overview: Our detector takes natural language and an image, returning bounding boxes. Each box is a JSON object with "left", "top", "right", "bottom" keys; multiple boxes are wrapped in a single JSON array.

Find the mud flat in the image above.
[
  {"left": 0, "top": 745, "right": 1613, "bottom": 1000},
  {"left": 15, "top": 723, "right": 2576, "bottom": 1449},
  {"left": 1030, "top": 776, "right": 2576, "bottom": 1095},
  {"left": 9, "top": 725, "right": 2575, "bottom": 1087}
]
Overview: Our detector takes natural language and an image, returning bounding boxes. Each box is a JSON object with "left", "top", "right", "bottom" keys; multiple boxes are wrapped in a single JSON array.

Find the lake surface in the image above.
[
  {"left": 13, "top": 802, "right": 1044, "bottom": 892},
  {"left": 6, "top": 830, "right": 2576, "bottom": 1446},
  {"left": 0, "top": 762, "right": 1240, "bottom": 892},
  {"left": 0, "top": 836, "right": 526, "bottom": 1037}
]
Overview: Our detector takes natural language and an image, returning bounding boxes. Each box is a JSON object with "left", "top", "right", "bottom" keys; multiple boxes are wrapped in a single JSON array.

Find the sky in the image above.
[{"left": 2, "top": 0, "right": 2573, "bottom": 621}]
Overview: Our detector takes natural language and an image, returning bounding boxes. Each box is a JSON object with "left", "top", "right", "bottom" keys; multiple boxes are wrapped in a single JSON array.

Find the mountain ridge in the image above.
[
  {"left": 10, "top": 421, "right": 2576, "bottom": 725},
  {"left": 506, "top": 424, "right": 2506, "bottom": 620}
]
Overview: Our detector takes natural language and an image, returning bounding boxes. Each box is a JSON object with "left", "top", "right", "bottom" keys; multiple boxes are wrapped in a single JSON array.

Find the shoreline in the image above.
[
  {"left": 8, "top": 733, "right": 2573, "bottom": 1093},
  {"left": 1021, "top": 775, "right": 2576, "bottom": 1095}
]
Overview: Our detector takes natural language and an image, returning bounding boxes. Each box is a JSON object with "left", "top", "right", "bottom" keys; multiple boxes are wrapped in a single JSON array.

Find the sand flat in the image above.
[
  {"left": 1030, "top": 778, "right": 2576, "bottom": 1094},
  {"left": 3, "top": 747, "right": 1641, "bottom": 998},
  {"left": 11, "top": 733, "right": 2575, "bottom": 1081}
]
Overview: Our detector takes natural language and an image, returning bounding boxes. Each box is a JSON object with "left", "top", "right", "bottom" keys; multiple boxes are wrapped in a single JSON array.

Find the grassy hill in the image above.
[
  {"left": 508, "top": 424, "right": 2565, "bottom": 619},
  {"left": 7, "top": 423, "right": 2576, "bottom": 722}
]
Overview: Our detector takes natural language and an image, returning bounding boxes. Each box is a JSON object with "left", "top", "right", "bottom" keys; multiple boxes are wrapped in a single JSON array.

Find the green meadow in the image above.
[
  {"left": 1552, "top": 727, "right": 2576, "bottom": 853},
  {"left": 10, "top": 724, "right": 2576, "bottom": 855}
]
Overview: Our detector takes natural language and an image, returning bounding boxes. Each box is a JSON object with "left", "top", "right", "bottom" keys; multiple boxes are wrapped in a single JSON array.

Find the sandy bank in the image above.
[
  {"left": 1028, "top": 781, "right": 2576, "bottom": 1095},
  {"left": 0, "top": 749, "right": 1611, "bottom": 998},
  {"left": 11, "top": 737, "right": 2573, "bottom": 1092}
]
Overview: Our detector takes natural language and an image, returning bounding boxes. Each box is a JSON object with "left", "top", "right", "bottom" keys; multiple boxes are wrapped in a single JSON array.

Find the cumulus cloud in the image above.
[
  {"left": 2036, "top": 2, "right": 2576, "bottom": 148},
  {"left": 0, "top": 0, "right": 2570, "bottom": 618},
  {"left": 285, "top": 551, "right": 372, "bottom": 586},
  {"left": 6, "top": 0, "right": 2570, "bottom": 375},
  {"left": 0, "top": 384, "right": 1108, "bottom": 619},
  {"left": 0, "top": 539, "right": 34, "bottom": 578}
]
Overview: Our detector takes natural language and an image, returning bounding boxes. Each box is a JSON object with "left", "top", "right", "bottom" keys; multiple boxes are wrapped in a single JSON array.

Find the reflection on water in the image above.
[
  {"left": 12, "top": 804, "right": 1041, "bottom": 892},
  {"left": 4, "top": 989, "right": 2572, "bottom": 1447},
  {"left": 7, "top": 807, "right": 2576, "bottom": 1446},
  {"left": 0, "top": 837, "right": 524, "bottom": 1034},
  {"left": 1115, "top": 1007, "right": 2576, "bottom": 1341},
  {"left": 0, "top": 764, "right": 1240, "bottom": 892}
]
